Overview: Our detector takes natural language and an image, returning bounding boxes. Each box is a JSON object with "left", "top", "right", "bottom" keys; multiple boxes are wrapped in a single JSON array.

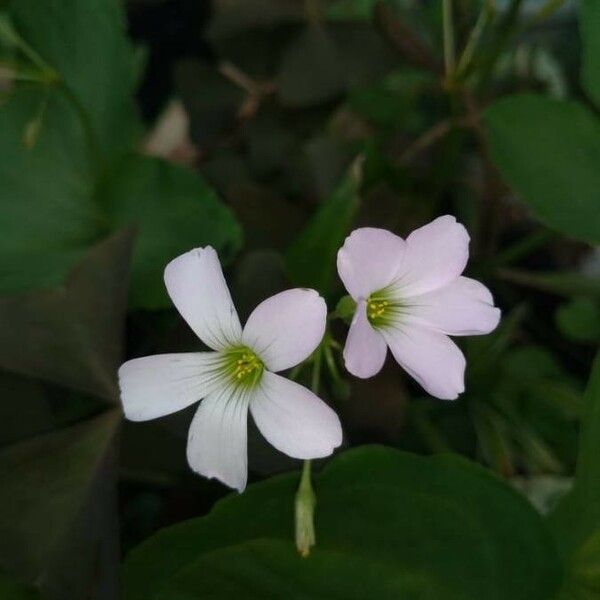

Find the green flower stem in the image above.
[
  {"left": 456, "top": 0, "right": 495, "bottom": 79},
  {"left": 295, "top": 459, "right": 316, "bottom": 557},
  {"left": 442, "top": 0, "right": 456, "bottom": 80},
  {"left": 294, "top": 346, "right": 323, "bottom": 557},
  {"left": 476, "top": 0, "right": 524, "bottom": 92}
]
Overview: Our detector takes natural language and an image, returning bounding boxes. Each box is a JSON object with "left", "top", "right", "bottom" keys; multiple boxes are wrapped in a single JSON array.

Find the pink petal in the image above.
[
  {"left": 187, "top": 383, "right": 249, "bottom": 492},
  {"left": 343, "top": 301, "right": 387, "bottom": 378},
  {"left": 407, "top": 277, "right": 501, "bottom": 336},
  {"left": 164, "top": 247, "right": 242, "bottom": 350},
  {"left": 118, "top": 352, "right": 225, "bottom": 421},
  {"left": 242, "top": 289, "right": 326, "bottom": 372},
  {"left": 250, "top": 372, "right": 342, "bottom": 459},
  {"left": 337, "top": 228, "right": 406, "bottom": 300},
  {"left": 381, "top": 323, "right": 466, "bottom": 400},
  {"left": 395, "top": 216, "right": 470, "bottom": 297}
]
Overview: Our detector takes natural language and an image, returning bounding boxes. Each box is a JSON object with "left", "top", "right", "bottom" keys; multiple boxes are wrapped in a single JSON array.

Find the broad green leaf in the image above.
[
  {"left": 157, "top": 539, "right": 442, "bottom": 600},
  {"left": 556, "top": 297, "right": 600, "bottom": 344},
  {"left": 1, "top": 1, "right": 241, "bottom": 306},
  {"left": 123, "top": 446, "right": 560, "bottom": 600},
  {"left": 0, "top": 89, "right": 101, "bottom": 293},
  {"left": 0, "top": 409, "right": 120, "bottom": 599},
  {"left": 549, "top": 353, "right": 600, "bottom": 597},
  {"left": 9, "top": 0, "right": 141, "bottom": 159},
  {"left": 0, "top": 230, "right": 132, "bottom": 401},
  {"left": 579, "top": 0, "right": 600, "bottom": 107},
  {"left": 100, "top": 155, "right": 242, "bottom": 309},
  {"left": 286, "top": 156, "right": 362, "bottom": 294},
  {"left": 484, "top": 94, "right": 600, "bottom": 244}
]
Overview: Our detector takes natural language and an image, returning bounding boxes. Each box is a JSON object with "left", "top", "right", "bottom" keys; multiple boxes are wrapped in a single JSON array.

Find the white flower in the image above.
[
  {"left": 337, "top": 216, "right": 501, "bottom": 400},
  {"left": 119, "top": 247, "right": 342, "bottom": 491}
]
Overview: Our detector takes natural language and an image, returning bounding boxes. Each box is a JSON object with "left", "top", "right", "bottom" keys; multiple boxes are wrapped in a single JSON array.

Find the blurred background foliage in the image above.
[{"left": 0, "top": 0, "right": 599, "bottom": 598}]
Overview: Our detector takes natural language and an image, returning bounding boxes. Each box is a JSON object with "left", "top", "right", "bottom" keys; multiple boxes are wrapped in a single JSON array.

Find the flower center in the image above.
[
  {"left": 223, "top": 346, "right": 264, "bottom": 389},
  {"left": 366, "top": 290, "right": 403, "bottom": 329}
]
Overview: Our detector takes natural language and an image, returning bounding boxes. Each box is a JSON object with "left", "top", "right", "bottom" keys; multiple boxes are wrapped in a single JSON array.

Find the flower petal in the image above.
[
  {"left": 337, "top": 228, "right": 406, "bottom": 300},
  {"left": 343, "top": 301, "right": 387, "bottom": 378},
  {"left": 394, "top": 216, "right": 470, "bottom": 297},
  {"left": 250, "top": 372, "right": 342, "bottom": 459},
  {"left": 187, "top": 383, "right": 250, "bottom": 492},
  {"left": 242, "top": 289, "right": 327, "bottom": 372},
  {"left": 407, "top": 277, "right": 501, "bottom": 336},
  {"left": 382, "top": 323, "right": 466, "bottom": 400},
  {"left": 118, "top": 352, "right": 225, "bottom": 421},
  {"left": 164, "top": 247, "right": 242, "bottom": 350}
]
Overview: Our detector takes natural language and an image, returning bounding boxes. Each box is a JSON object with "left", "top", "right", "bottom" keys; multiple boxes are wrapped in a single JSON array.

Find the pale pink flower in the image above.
[
  {"left": 119, "top": 247, "right": 342, "bottom": 491},
  {"left": 337, "top": 216, "right": 500, "bottom": 399}
]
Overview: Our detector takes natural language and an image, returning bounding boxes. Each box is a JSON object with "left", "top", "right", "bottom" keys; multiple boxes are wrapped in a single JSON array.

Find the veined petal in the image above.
[
  {"left": 118, "top": 352, "right": 226, "bottom": 422},
  {"left": 187, "top": 383, "right": 250, "bottom": 492},
  {"left": 393, "top": 216, "right": 469, "bottom": 297},
  {"left": 164, "top": 247, "right": 242, "bottom": 350},
  {"left": 337, "top": 228, "right": 405, "bottom": 300},
  {"left": 381, "top": 323, "right": 465, "bottom": 400},
  {"left": 250, "top": 372, "right": 342, "bottom": 459},
  {"left": 343, "top": 301, "right": 387, "bottom": 378},
  {"left": 407, "top": 276, "right": 501, "bottom": 336},
  {"left": 242, "top": 289, "right": 326, "bottom": 372}
]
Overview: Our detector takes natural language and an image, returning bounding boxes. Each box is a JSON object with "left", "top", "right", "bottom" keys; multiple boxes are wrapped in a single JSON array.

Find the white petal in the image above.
[
  {"left": 382, "top": 323, "right": 466, "bottom": 400},
  {"left": 250, "top": 372, "right": 342, "bottom": 459},
  {"left": 337, "top": 228, "right": 406, "bottom": 300},
  {"left": 187, "top": 383, "right": 250, "bottom": 492},
  {"left": 118, "top": 353, "right": 225, "bottom": 421},
  {"left": 164, "top": 247, "right": 242, "bottom": 350},
  {"left": 393, "top": 216, "right": 470, "bottom": 297},
  {"left": 343, "top": 301, "right": 387, "bottom": 378},
  {"left": 242, "top": 289, "right": 327, "bottom": 372},
  {"left": 407, "top": 277, "right": 501, "bottom": 336}
]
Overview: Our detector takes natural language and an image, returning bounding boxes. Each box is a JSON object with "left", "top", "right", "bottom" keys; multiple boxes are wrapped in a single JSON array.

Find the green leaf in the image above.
[
  {"left": 579, "top": 0, "right": 600, "bottom": 107},
  {"left": 286, "top": 156, "right": 362, "bottom": 294},
  {"left": 9, "top": 0, "right": 141, "bottom": 159},
  {"left": 123, "top": 446, "right": 561, "bottom": 600},
  {"left": 1, "top": 1, "right": 240, "bottom": 305},
  {"left": 484, "top": 94, "right": 600, "bottom": 244},
  {"left": 549, "top": 353, "right": 600, "bottom": 597},
  {"left": 556, "top": 297, "right": 600, "bottom": 344},
  {"left": 0, "top": 409, "right": 120, "bottom": 598},
  {"left": 100, "top": 155, "right": 242, "bottom": 309},
  {"left": 157, "top": 539, "right": 441, "bottom": 600},
  {"left": 0, "top": 88, "right": 102, "bottom": 294},
  {"left": 0, "top": 229, "right": 133, "bottom": 401}
]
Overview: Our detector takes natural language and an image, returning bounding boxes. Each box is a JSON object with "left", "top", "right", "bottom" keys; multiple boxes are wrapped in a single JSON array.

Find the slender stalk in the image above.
[
  {"left": 295, "top": 459, "right": 316, "bottom": 557},
  {"left": 477, "top": 0, "right": 524, "bottom": 92},
  {"left": 442, "top": 0, "right": 456, "bottom": 79},
  {"left": 456, "top": 0, "right": 495, "bottom": 78},
  {"left": 294, "top": 347, "right": 322, "bottom": 557}
]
